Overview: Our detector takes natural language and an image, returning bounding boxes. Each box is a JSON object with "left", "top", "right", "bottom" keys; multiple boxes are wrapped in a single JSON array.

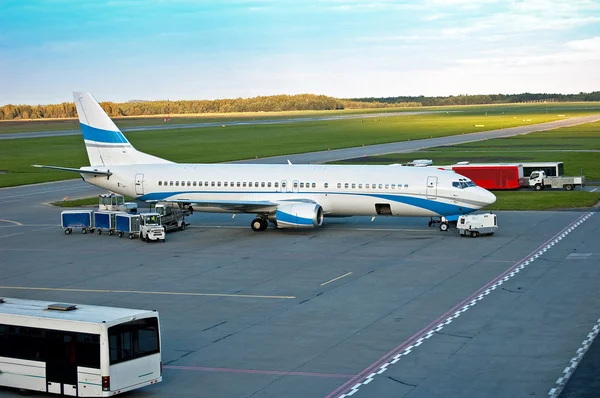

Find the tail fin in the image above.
[{"left": 73, "top": 92, "right": 171, "bottom": 166}]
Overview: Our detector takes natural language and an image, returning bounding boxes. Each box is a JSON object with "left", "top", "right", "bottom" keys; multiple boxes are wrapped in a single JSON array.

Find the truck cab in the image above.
[{"left": 140, "top": 213, "right": 166, "bottom": 242}]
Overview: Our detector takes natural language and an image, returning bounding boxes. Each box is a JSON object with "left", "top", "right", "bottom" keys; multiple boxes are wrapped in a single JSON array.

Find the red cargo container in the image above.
[{"left": 449, "top": 164, "right": 524, "bottom": 190}]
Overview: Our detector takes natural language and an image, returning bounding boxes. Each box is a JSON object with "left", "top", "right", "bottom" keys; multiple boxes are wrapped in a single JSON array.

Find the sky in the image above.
[{"left": 1, "top": 0, "right": 599, "bottom": 105}]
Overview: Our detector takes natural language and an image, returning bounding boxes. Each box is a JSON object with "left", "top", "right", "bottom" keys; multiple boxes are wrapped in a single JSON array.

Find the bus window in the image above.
[{"left": 108, "top": 318, "right": 160, "bottom": 365}]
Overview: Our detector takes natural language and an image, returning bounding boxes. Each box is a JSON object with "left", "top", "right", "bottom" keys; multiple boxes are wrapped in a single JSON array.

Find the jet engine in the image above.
[{"left": 270, "top": 203, "right": 324, "bottom": 228}]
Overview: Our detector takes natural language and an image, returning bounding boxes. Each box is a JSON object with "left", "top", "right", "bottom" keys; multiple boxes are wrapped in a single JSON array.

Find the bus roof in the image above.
[{"left": 0, "top": 297, "right": 156, "bottom": 325}]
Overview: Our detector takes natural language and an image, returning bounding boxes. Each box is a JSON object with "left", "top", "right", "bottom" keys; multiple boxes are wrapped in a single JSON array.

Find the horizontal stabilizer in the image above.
[{"left": 32, "top": 165, "right": 112, "bottom": 176}]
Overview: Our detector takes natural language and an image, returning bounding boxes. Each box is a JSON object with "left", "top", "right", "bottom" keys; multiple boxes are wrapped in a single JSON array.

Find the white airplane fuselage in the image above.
[{"left": 83, "top": 163, "right": 494, "bottom": 217}]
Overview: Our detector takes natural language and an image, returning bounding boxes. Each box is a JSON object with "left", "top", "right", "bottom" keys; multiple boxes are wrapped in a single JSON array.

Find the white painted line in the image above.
[
  {"left": 548, "top": 317, "right": 600, "bottom": 398},
  {"left": 591, "top": 188, "right": 597, "bottom": 192},
  {"left": 334, "top": 212, "right": 594, "bottom": 398},
  {"left": 0, "top": 232, "right": 24, "bottom": 239},
  {"left": 321, "top": 272, "right": 353, "bottom": 286}
]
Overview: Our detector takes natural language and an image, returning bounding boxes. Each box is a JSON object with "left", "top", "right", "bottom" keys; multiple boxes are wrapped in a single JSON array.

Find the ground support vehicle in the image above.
[
  {"left": 61, "top": 210, "right": 94, "bottom": 235},
  {"left": 528, "top": 171, "right": 585, "bottom": 191},
  {"left": 0, "top": 297, "right": 162, "bottom": 396},
  {"left": 94, "top": 211, "right": 118, "bottom": 235},
  {"left": 98, "top": 193, "right": 138, "bottom": 213},
  {"left": 139, "top": 213, "right": 166, "bottom": 242},
  {"left": 457, "top": 213, "right": 498, "bottom": 237},
  {"left": 154, "top": 203, "right": 188, "bottom": 232},
  {"left": 115, "top": 213, "right": 141, "bottom": 239}
]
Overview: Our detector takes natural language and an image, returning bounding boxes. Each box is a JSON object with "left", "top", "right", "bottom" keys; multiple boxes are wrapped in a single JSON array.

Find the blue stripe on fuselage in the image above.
[
  {"left": 136, "top": 191, "right": 476, "bottom": 215},
  {"left": 81, "top": 123, "right": 129, "bottom": 144}
]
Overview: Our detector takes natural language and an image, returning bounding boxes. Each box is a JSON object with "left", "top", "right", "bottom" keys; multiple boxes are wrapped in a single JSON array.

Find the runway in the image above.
[{"left": 0, "top": 111, "right": 439, "bottom": 140}]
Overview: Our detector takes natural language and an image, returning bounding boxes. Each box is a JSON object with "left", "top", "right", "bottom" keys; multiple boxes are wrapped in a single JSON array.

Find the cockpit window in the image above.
[{"left": 453, "top": 179, "right": 476, "bottom": 189}]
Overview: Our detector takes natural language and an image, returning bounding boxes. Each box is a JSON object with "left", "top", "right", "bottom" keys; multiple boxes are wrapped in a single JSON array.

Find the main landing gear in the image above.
[
  {"left": 429, "top": 217, "right": 449, "bottom": 231},
  {"left": 251, "top": 217, "right": 268, "bottom": 232}
]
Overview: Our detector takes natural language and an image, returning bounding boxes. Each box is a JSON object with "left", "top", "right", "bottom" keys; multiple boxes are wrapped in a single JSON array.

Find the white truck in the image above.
[
  {"left": 529, "top": 170, "right": 585, "bottom": 191},
  {"left": 457, "top": 213, "right": 498, "bottom": 237},
  {"left": 154, "top": 203, "right": 188, "bottom": 232},
  {"left": 139, "top": 213, "right": 166, "bottom": 242},
  {"left": 98, "top": 193, "right": 138, "bottom": 213}
]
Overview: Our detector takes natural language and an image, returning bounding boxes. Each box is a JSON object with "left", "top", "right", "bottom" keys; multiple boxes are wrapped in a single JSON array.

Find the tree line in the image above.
[
  {"left": 0, "top": 94, "right": 418, "bottom": 120},
  {"left": 351, "top": 91, "right": 600, "bottom": 106}
]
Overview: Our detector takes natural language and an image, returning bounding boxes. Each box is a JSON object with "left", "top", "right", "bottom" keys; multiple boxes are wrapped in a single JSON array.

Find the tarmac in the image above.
[{"left": 0, "top": 182, "right": 599, "bottom": 398}]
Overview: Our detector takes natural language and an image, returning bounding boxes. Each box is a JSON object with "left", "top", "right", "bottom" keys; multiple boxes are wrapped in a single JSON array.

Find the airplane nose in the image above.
[{"left": 479, "top": 188, "right": 496, "bottom": 206}]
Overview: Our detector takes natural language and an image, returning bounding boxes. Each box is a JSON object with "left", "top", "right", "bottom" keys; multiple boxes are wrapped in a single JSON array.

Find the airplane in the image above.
[{"left": 34, "top": 92, "right": 496, "bottom": 232}]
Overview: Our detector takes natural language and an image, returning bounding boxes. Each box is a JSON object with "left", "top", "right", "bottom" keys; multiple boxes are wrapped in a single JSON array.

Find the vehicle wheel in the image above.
[
  {"left": 534, "top": 184, "right": 542, "bottom": 191},
  {"left": 564, "top": 184, "right": 573, "bottom": 191},
  {"left": 428, "top": 220, "right": 433, "bottom": 227},
  {"left": 109, "top": 230, "right": 114, "bottom": 236},
  {"left": 260, "top": 218, "right": 268, "bottom": 231},
  {"left": 129, "top": 234, "right": 134, "bottom": 239},
  {"left": 65, "top": 228, "right": 72, "bottom": 235},
  {"left": 180, "top": 222, "right": 186, "bottom": 231},
  {"left": 471, "top": 231, "right": 478, "bottom": 238},
  {"left": 162, "top": 239, "right": 166, "bottom": 243},
  {"left": 90, "top": 228, "right": 95, "bottom": 233},
  {"left": 98, "top": 229, "right": 102, "bottom": 235},
  {"left": 118, "top": 232, "right": 123, "bottom": 238},
  {"left": 81, "top": 228, "right": 86, "bottom": 234},
  {"left": 440, "top": 223, "right": 448, "bottom": 232},
  {"left": 251, "top": 218, "right": 263, "bottom": 232}
]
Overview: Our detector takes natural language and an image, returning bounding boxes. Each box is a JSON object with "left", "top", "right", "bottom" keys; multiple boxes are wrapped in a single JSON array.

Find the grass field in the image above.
[
  {"left": 1, "top": 101, "right": 599, "bottom": 135},
  {"left": 1, "top": 103, "right": 599, "bottom": 189},
  {"left": 0, "top": 106, "right": 424, "bottom": 134},
  {"left": 485, "top": 191, "right": 600, "bottom": 211}
]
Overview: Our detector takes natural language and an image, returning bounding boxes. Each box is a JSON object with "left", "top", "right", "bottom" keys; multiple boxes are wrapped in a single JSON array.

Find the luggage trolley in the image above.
[
  {"left": 116, "top": 213, "right": 141, "bottom": 239},
  {"left": 61, "top": 210, "right": 94, "bottom": 235},
  {"left": 94, "top": 211, "right": 118, "bottom": 235}
]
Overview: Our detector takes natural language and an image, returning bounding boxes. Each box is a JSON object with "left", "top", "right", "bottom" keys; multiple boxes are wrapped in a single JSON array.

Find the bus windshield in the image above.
[{"left": 108, "top": 317, "right": 160, "bottom": 365}]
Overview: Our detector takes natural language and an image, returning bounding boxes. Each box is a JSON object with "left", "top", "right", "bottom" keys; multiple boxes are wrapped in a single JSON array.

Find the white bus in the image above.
[{"left": 0, "top": 298, "right": 162, "bottom": 396}]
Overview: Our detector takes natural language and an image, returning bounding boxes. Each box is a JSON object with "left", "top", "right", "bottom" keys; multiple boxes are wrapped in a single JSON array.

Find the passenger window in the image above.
[
  {"left": 249, "top": 182, "right": 253, "bottom": 187},
  {"left": 255, "top": 182, "right": 259, "bottom": 187},
  {"left": 337, "top": 183, "right": 341, "bottom": 188},
  {"left": 193, "top": 181, "right": 197, "bottom": 186},
  {"left": 312, "top": 183, "right": 316, "bottom": 188},
  {"left": 181, "top": 181, "right": 185, "bottom": 186},
  {"left": 268, "top": 182, "right": 272, "bottom": 188},
  {"left": 351, "top": 183, "right": 356, "bottom": 188},
  {"left": 261, "top": 182, "right": 265, "bottom": 187},
  {"left": 366, "top": 184, "right": 369, "bottom": 189},
  {"left": 274, "top": 182, "right": 279, "bottom": 188},
  {"left": 230, "top": 182, "right": 234, "bottom": 187},
  {"left": 224, "top": 182, "right": 228, "bottom": 187},
  {"left": 175, "top": 181, "right": 179, "bottom": 186},
  {"left": 158, "top": 181, "right": 162, "bottom": 186},
  {"left": 324, "top": 183, "right": 329, "bottom": 188},
  {"left": 379, "top": 184, "right": 383, "bottom": 189},
  {"left": 404, "top": 184, "right": 409, "bottom": 188},
  {"left": 391, "top": 184, "right": 395, "bottom": 189},
  {"left": 211, "top": 182, "right": 215, "bottom": 187},
  {"left": 169, "top": 181, "right": 173, "bottom": 186},
  {"left": 243, "top": 182, "right": 247, "bottom": 187},
  {"left": 294, "top": 182, "right": 298, "bottom": 188},
  {"left": 187, "top": 181, "right": 191, "bottom": 186},
  {"left": 198, "top": 181, "right": 203, "bottom": 187},
  {"left": 385, "top": 184, "right": 389, "bottom": 189},
  {"left": 205, "top": 181, "right": 208, "bottom": 186},
  {"left": 358, "top": 184, "right": 362, "bottom": 189},
  {"left": 217, "top": 182, "right": 221, "bottom": 187},
  {"left": 300, "top": 183, "right": 304, "bottom": 188},
  {"left": 237, "top": 182, "right": 241, "bottom": 187},
  {"left": 282, "top": 182, "right": 286, "bottom": 188},
  {"left": 344, "top": 183, "right": 349, "bottom": 188}
]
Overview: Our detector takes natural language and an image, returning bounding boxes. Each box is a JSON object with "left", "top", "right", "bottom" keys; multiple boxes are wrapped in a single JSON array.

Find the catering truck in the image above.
[
  {"left": 443, "top": 163, "right": 524, "bottom": 190},
  {"left": 528, "top": 170, "right": 585, "bottom": 191}
]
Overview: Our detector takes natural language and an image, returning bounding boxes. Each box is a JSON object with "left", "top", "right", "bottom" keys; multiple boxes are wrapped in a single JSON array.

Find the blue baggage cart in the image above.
[
  {"left": 61, "top": 210, "right": 94, "bottom": 235},
  {"left": 94, "top": 211, "right": 117, "bottom": 235},
  {"left": 116, "top": 213, "right": 141, "bottom": 239}
]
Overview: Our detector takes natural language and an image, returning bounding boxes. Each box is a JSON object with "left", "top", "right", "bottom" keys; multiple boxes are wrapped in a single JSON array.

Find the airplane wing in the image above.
[
  {"left": 165, "top": 199, "right": 279, "bottom": 213},
  {"left": 32, "top": 165, "right": 112, "bottom": 176}
]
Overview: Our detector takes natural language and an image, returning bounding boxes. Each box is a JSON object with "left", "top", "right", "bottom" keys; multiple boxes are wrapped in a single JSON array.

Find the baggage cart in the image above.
[
  {"left": 116, "top": 213, "right": 141, "bottom": 239},
  {"left": 94, "top": 211, "right": 118, "bottom": 235},
  {"left": 61, "top": 210, "right": 94, "bottom": 235}
]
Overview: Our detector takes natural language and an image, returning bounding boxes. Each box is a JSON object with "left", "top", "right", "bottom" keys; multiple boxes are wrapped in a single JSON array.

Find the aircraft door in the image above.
[
  {"left": 426, "top": 176, "right": 438, "bottom": 199},
  {"left": 135, "top": 173, "right": 144, "bottom": 195}
]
